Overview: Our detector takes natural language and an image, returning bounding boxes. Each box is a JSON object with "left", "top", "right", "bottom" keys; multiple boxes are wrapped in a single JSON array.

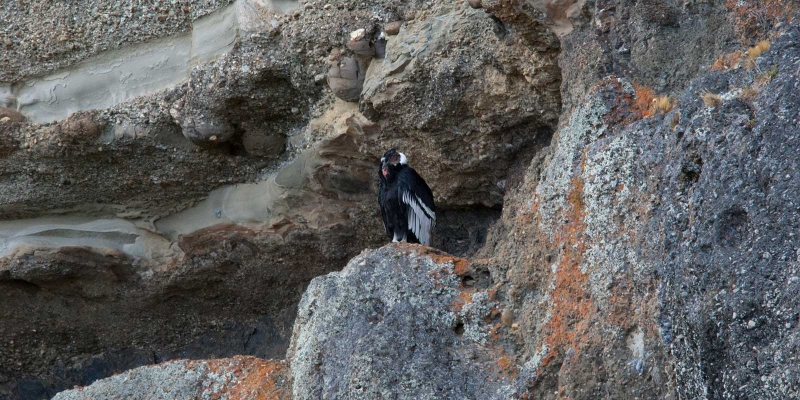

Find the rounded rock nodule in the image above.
[
  {"left": 180, "top": 116, "right": 234, "bottom": 145},
  {"left": 384, "top": 21, "right": 403, "bottom": 36},
  {"left": 0, "top": 107, "right": 25, "bottom": 123}
]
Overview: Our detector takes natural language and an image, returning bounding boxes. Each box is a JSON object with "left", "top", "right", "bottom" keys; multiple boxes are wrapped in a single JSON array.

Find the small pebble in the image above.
[
  {"left": 501, "top": 308, "right": 513, "bottom": 326},
  {"left": 349, "top": 28, "right": 366, "bottom": 41},
  {"left": 384, "top": 21, "right": 403, "bottom": 35},
  {"left": 467, "top": 0, "right": 482, "bottom": 8},
  {"left": 635, "top": 359, "right": 644, "bottom": 374},
  {"left": 747, "top": 320, "right": 756, "bottom": 329}
]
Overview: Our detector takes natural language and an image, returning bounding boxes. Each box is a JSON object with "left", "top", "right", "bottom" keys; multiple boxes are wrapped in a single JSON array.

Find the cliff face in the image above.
[
  {"left": 1, "top": 0, "right": 557, "bottom": 398},
  {"left": 1, "top": 0, "right": 799, "bottom": 399}
]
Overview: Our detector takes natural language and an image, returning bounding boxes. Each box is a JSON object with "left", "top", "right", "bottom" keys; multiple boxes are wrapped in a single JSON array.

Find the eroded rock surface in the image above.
[
  {"left": 0, "top": 0, "right": 558, "bottom": 397},
  {"left": 52, "top": 356, "right": 290, "bottom": 400},
  {"left": 5, "top": 0, "right": 800, "bottom": 399},
  {"left": 658, "top": 28, "right": 800, "bottom": 399},
  {"left": 0, "top": 0, "right": 236, "bottom": 82},
  {"left": 360, "top": 2, "right": 561, "bottom": 207},
  {"left": 288, "top": 244, "right": 520, "bottom": 399},
  {"left": 477, "top": 19, "right": 800, "bottom": 400}
]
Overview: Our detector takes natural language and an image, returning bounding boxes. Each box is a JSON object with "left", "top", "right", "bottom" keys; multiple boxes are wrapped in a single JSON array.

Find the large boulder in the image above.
[
  {"left": 288, "top": 244, "right": 522, "bottom": 399},
  {"left": 479, "top": 24, "right": 800, "bottom": 400},
  {"left": 360, "top": 2, "right": 561, "bottom": 207},
  {"left": 657, "top": 28, "right": 800, "bottom": 399},
  {"left": 52, "top": 356, "right": 290, "bottom": 400}
]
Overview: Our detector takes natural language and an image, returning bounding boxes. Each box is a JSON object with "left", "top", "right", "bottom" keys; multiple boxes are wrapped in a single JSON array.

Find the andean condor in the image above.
[{"left": 378, "top": 149, "right": 436, "bottom": 246}]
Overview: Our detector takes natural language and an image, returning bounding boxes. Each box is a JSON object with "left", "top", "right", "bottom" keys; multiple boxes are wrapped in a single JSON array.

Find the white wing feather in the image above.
[{"left": 401, "top": 190, "right": 435, "bottom": 246}]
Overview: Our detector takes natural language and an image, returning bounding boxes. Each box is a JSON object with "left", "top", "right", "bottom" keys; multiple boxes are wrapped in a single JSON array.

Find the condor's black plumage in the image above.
[{"left": 378, "top": 149, "right": 436, "bottom": 245}]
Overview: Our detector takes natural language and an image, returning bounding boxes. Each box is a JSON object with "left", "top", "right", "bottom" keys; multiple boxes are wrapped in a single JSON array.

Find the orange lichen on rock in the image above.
[
  {"left": 449, "top": 291, "right": 475, "bottom": 312},
  {"left": 606, "top": 290, "right": 636, "bottom": 329},
  {"left": 452, "top": 259, "right": 471, "bottom": 276},
  {"left": 419, "top": 247, "right": 472, "bottom": 276},
  {"left": 496, "top": 354, "right": 519, "bottom": 380},
  {"left": 460, "top": 291, "right": 474, "bottom": 304},
  {"left": 204, "top": 356, "right": 291, "bottom": 400},
  {"left": 725, "top": 0, "right": 795, "bottom": 42},
  {"left": 540, "top": 176, "right": 592, "bottom": 366},
  {"left": 630, "top": 84, "right": 656, "bottom": 119},
  {"left": 601, "top": 79, "right": 663, "bottom": 126},
  {"left": 225, "top": 359, "right": 290, "bottom": 400},
  {"left": 711, "top": 50, "right": 744, "bottom": 70}
]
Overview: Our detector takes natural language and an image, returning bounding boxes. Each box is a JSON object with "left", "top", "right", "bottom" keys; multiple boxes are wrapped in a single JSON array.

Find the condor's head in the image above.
[{"left": 380, "top": 148, "right": 407, "bottom": 180}]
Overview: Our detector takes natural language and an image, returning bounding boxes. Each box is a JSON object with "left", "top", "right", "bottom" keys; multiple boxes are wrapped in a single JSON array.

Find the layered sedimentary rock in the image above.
[
  {"left": 1, "top": 1, "right": 241, "bottom": 123},
  {"left": 4, "top": 0, "right": 800, "bottom": 398},
  {"left": 0, "top": 0, "right": 561, "bottom": 398}
]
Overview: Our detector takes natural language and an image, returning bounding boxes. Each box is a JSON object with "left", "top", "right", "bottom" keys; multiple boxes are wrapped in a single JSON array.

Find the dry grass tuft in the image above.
[
  {"left": 745, "top": 40, "right": 771, "bottom": 69},
  {"left": 738, "top": 63, "right": 778, "bottom": 103},
  {"left": 739, "top": 87, "right": 759, "bottom": 102},
  {"left": 700, "top": 91, "right": 722, "bottom": 108},
  {"left": 652, "top": 96, "right": 675, "bottom": 114},
  {"left": 747, "top": 40, "right": 772, "bottom": 60}
]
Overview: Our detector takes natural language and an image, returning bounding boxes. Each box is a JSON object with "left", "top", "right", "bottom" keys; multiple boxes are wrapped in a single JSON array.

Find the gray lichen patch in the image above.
[
  {"left": 288, "top": 245, "right": 520, "bottom": 400},
  {"left": 535, "top": 92, "right": 609, "bottom": 240}
]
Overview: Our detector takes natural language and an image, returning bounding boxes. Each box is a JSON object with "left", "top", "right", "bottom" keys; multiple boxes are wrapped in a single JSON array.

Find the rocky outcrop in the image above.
[
  {"left": 5, "top": 0, "right": 800, "bottom": 399},
  {"left": 52, "top": 356, "right": 290, "bottom": 400},
  {"left": 360, "top": 3, "right": 561, "bottom": 207},
  {"left": 657, "top": 29, "right": 800, "bottom": 399},
  {"left": 476, "top": 14, "right": 800, "bottom": 400},
  {"left": 0, "top": 0, "right": 560, "bottom": 397},
  {"left": 281, "top": 23, "right": 800, "bottom": 399},
  {"left": 0, "top": 126, "right": 384, "bottom": 398},
  {"left": 288, "top": 245, "right": 515, "bottom": 399}
]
